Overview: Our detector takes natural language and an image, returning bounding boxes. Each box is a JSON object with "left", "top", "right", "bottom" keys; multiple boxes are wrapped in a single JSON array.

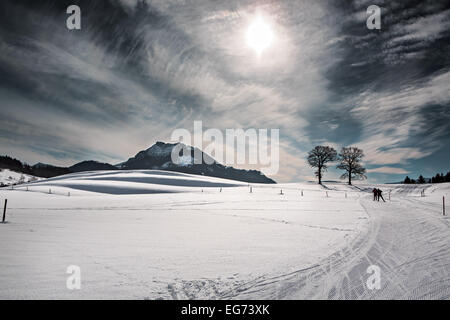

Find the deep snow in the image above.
[{"left": 0, "top": 170, "right": 448, "bottom": 299}]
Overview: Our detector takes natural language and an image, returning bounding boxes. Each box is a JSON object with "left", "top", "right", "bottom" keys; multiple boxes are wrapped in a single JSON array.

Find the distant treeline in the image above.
[
  {"left": 403, "top": 172, "right": 450, "bottom": 184},
  {"left": 0, "top": 155, "right": 33, "bottom": 174},
  {"left": 0, "top": 155, "right": 70, "bottom": 178}
]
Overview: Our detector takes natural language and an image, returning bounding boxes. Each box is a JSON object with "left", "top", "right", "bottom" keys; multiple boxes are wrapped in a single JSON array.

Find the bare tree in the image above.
[
  {"left": 307, "top": 146, "right": 337, "bottom": 184},
  {"left": 337, "top": 147, "right": 366, "bottom": 185}
]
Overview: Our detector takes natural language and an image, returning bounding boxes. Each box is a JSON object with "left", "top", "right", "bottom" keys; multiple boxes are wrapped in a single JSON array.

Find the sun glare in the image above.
[{"left": 246, "top": 16, "right": 274, "bottom": 56}]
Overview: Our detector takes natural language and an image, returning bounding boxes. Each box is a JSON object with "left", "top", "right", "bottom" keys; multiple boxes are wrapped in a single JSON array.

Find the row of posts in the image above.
[
  {"left": 9, "top": 185, "right": 71, "bottom": 197},
  {"left": 245, "top": 187, "right": 446, "bottom": 215},
  {"left": 2, "top": 187, "right": 447, "bottom": 219},
  {"left": 249, "top": 187, "right": 338, "bottom": 198}
]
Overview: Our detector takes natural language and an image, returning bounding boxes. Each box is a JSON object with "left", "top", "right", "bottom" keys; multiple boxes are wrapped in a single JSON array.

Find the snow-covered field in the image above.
[{"left": 0, "top": 170, "right": 449, "bottom": 299}]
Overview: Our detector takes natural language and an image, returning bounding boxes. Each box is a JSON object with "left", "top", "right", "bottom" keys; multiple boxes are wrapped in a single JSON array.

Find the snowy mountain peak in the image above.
[
  {"left": 120, "top": 141, "right": 275, "bottom": 184},
  {"left": 145, "top": 141, "right": 181, "bottom": 157}
]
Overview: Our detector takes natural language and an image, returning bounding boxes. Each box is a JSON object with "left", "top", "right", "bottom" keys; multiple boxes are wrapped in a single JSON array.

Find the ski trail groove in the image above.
[{"left": 219, "top": 194, "right": 450, "bottom": 299}]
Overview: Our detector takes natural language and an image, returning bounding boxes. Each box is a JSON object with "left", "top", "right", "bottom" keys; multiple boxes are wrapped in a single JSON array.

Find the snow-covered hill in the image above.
[
  {"left": 16, "top": 170, "right": 247, "bottom": 195},
  {"left": 0, "top": 171, "right": 448, "bottom": 299},
  {"left": 0, "top": 169, "right": 41, "bottom": 186}
]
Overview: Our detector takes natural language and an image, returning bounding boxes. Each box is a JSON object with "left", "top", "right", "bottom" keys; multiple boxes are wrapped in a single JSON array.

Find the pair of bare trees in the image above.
[{"left": 307, "top": 146, "right": 366, "bottom": 185}]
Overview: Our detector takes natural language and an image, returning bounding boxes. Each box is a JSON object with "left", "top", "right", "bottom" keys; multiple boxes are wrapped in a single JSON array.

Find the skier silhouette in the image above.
[
  {"left": 377, "top": 188, "right": 385, "bottom": 202},
  {"left": 372, "top": 188, "right": 378, "bottom": 201}
]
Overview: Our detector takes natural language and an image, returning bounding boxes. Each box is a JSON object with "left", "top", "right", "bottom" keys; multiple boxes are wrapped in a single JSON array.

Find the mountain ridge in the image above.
[{"left": 0, "top": 142, "right": 276, "bottom": 183}]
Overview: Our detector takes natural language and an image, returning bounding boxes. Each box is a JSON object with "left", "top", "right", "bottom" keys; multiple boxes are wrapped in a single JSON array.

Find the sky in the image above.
[{"left": 0, "top": 0, "right": 449, "bottom": 183}]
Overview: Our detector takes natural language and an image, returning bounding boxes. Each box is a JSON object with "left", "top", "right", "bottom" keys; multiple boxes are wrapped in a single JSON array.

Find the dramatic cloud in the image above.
[{"left": 0, "top": 0, "right": 449, "bottom": 182}]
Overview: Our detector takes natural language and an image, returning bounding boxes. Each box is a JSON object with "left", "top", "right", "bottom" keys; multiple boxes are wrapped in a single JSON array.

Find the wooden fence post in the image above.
[
  {"left": 444, "top": 196, "right": 446, "bottom": 216},
  {"left": 2, "top": 199, "right": 7, "bottom": 223}
]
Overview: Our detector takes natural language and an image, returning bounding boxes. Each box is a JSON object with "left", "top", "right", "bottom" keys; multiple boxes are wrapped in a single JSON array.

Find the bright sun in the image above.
[{"left": 246, "top": 16, "right": 274, "bottom": 56}]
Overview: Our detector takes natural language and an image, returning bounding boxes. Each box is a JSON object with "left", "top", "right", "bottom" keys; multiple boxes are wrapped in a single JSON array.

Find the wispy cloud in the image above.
[
  {"left": 367, "top": 166, "right": 409, "bottom": 174},
  {"left": 0, "top": 0, "right": 449, "bottom": 182}
]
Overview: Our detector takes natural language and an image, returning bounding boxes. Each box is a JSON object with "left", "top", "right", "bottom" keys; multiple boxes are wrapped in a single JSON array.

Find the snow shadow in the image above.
[
  {"left": 83, "top": 176, "right": 241, "bottom": 188},
  {"left": 55, "top": 183, "right": 180, "bottom": 195}
]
